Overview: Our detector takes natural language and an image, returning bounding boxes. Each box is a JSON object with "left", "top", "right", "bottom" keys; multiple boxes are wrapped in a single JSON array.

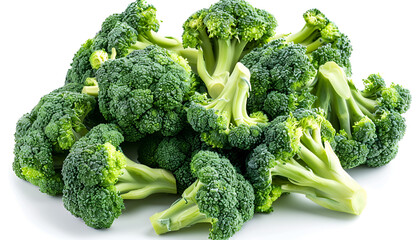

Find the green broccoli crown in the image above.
[
  {"left": 242, "top": 40, "right": 317, "bottom": 116},
  {"left": 121, "top": 0, "right": 159, "bottom": 35},
  {"left": 182, "top": 0, "right": 277, "bottom": 98},
  {"left": 65, "top": 39, "right": 96, "bottom": 85},
  {"left": 361, "top": 74, "right": 411, "bottom": 113},
  {"left": 66, "top": 0, "right": 183, "bottom": 85},
  {"left": 62, "top": 124, "right": 177, "bottom": 229},
  {"left": 187, "top": 63, "right": 268, "bottom": 149},
  {"left": 277, "top": 8, "right": 348, "bottom": 55},
  {"left": 13, "top": 89, "right": 96, "bottom": 195},
  {"left": 310, "top": 34, "right": 353, "bottom": 75},
  {"left": 247, "top": 109, "right": 367, "bottom": 215},
  {"left": 303, "top": 9, "right": 329, "bottom": 28},
  {"left": 150, "top": 150, "right": 254, "bottom": 240},
  {"left": 183, "top": 0, "right": 276, "bottom": 49},
  {"left": 333, "top": 130, "right": 369, "bottom": 169},
  {"left": 312, "top": 62, "right": 409, "bottom": 168},
  {"left": 153, "top": 127, "right": 207, "bottom": 192},
  {"left": 96, "top": 45, "right": 194, "bottom": 141}
]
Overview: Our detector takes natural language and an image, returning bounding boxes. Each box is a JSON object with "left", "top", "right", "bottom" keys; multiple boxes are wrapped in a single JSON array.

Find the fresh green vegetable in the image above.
[
  {"left": 91, "top": 45, "right": 195, "bottom": 141},
  {"left": 150, "top": 150, "right": 254, "bottom": 240},
  {"left": 182, "top": 0, "right": 277, "bottom": 98},
  {"left": 246, "top": 109, "right": 367, "bottom": 214},
  {"left": 187, "top": 63, "right": 268, "bottom": 149},
  {"left": 62, "top": 124, "right": 177, "bottom": 229}
]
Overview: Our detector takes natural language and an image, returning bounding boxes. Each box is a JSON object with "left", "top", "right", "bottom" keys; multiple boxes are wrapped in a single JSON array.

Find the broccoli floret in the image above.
[
  {"left": 183, "top": 0, "right": 277, "bottom": 98},
  {"left": 312, "top": 62, "right": 410, "bottom": 167},
  {"left": 13, "top": 86, "right": 96, "bottom": 195},
  {"left": 62, "top": 124, "right": 177, "bottom": 229},
  {"left": 241, "top": 40, "right": 317, "bottom": 117},
  {"left": 149, "top": 150, "right": 254, "bottom": 240},
  {"left": 143, "top": 127, "right": 208, "bottom": 193},
  {"left": 275, "top": 9, "right": 340, "bottom": 52},
  {"left": 90, "top": 45, "right": 195, "bottom": 141},
  {"left": 187, "top": 63, "right": 268, "bottom": 149},
  {"left": 65, "top": 0, "right": 188, "bottom": 85},
  {"left": 246, "top": 109, "right": 367, "bottom": 214}
]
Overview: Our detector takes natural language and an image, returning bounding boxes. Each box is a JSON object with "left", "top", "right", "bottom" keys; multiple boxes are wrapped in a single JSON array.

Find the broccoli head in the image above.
[
  {"left": 246, "top": 109, "right": 367, "bottom": 215},
  {"left": 92, "top": 45, "right": 195, "bottom": 141},
  {"left": 241, "top": 40, "right": 317, "bottom": 117},
  {"left": 65, "top": 0, "right": 185, "bottom": 85},
  {"left": 183, "top": 0, "right": 277, "bottom": 98},
  {"left": 13, "top": 86, "right": 96, "bottom": 195},
  {"left": 150, "top": 150, "right": 254, "bottom": 240},
  {"left": 187, "top": 63, "right": 268, "bottom": 149},
  {"left": 312, "top": 62, "right": 410, "bottom": 168},
  {"left": 62, "top": 124, "right": 177, "bottom": 229}
]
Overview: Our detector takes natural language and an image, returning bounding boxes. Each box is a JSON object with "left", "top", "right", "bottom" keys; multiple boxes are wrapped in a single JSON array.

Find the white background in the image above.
[{"left": 1, "top": 0, "right": 419, "bottom": 239}]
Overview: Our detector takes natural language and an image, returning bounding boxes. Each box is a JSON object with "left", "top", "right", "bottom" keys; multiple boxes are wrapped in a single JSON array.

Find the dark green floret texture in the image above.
[
  {"left": 12, "top": 1, "right": 413, "bottom": 239},
  {"left": 96, "top": 45, "right": 195, "bottom": 141}
]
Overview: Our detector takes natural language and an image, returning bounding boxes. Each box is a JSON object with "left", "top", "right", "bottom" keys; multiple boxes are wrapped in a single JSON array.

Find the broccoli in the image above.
[
  {"left": 65, "top": 0, "right": 190, "bottom": 85},
  {"left": 62, "top": 124, "right": 177, "bottom": 229},
  {"left": 275, "top": 9, "right": 343, "bottom": 52},
  {"left": 246, "top": 109, "right": 367, "bottom": 214},
  {"left": 136, "top": 127, "right": 207, "bottom": 193},
  {"left": 149, "top": 150, "right": 254, "bottom": 240},
  {"left": 182, "top": 0, "right": 277, "bottom": 98},
  {"left": 88, "top": 45, "right": 195, "bottom": 141},
  {"left": 13, "top": 86, "right": 96, "bottom": 195},
  {"left": 241, "top": 40, "right": 317, "bottom": 117},
  {"left": 312, "top": 61, "right": 411, "bottom": 167},
  {"left": 187, "top": 62, "right": 268, "bottom": 149}
]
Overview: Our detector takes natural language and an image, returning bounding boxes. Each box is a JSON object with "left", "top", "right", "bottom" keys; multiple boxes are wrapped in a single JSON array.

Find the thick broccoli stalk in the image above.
[
  {"left": 187, "top": 63, "right": 268, "bottom": 149},
  {"left": 150, "top": 150, "right": 254, "bottom": 240},
  {"left": 89, "top": 45, "right": 195, "bottom": 141},
  {"left": 183, "top": 0, "right": 277, "bottom": 98},
  {"left": 62, "top": 124, "right": 177, "bottom": 229},
  {"left": 247, "top": 109, "right": 367, "bottom": 214},
  {"left": 13, "top": 86, "right": 96, "bottom": 195},
  {"left": 312, "top": 62, "right": 410, "bottom": 167}
]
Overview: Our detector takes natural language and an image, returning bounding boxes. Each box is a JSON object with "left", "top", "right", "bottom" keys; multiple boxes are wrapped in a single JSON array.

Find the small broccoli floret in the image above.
[
  {"left": 275, "top": 9, "right": 342, "bottom": 53},
  {"left": 246, "top": 109, "right": 367, "bottom": 214},
  {"left": 183, "top": 0, "right": 277, "bottom": 98},
  {"left": 13, "top": 87, "right": 96, "bottom": 195},
  {"left": 187, "top": 63, "right": 268, "bottom": 149},
  {"left": 312, "top": 62, "right": 410, "bottom": 168},
  {"left": 310, "top": 34, "right": 353, "bottom": 76},
  {"left": 150, "top": 150, "right": 254, "bottom": 240},
  {"left": 62, "top": 124, "right": 177, "bottom": 229},
  {"left": 91, "top": 45, "right": 195, "bottom": 141},
  {"left": 333, "top": 131, "right": 369, "bottom": 169},
  {"left": 147, "top": 127, "right": 208, "bottom": 193},
  {"left": 65, "top": 0, "right": 191, "bottom": 85},
  {"left": 241, "top": 40, "right": 317, "bottom": 117}
]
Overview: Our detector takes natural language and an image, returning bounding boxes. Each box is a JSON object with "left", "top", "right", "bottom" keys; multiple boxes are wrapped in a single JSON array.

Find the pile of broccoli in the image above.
[{"left": 12, "top": 0, "right": 411, "bottom": 239}]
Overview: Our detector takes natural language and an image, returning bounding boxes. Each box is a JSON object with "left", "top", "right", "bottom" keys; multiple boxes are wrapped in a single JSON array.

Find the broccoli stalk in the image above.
[
  {"left": 312, "top": 62, "right": 410, "bottom": 167},
  {"left": 149, "top": 150, "right": 254, "bottom": 240},
  {"left": 271, "top": 141, "right": 367, "bottom": 215},
  {"left": 114, "top": 151, "right": 177, "bottom": 199},
  {"left": 246, "top": 109, "right": 367, "bottom": 214},
  {"left": 187, "top": 63, "right": 268, "bottom": 149},
  {"left": 183, "top": 0, "right": 277, "bottom": 98},
  {"left": 62, "top": 124, "right": 177, "bottom": 229},
  {"left": 150, "top": 180, "right": 211, "bottom": 234},
  {"left": 283, "top": 9, "right": 328, "bottom": 44}
]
